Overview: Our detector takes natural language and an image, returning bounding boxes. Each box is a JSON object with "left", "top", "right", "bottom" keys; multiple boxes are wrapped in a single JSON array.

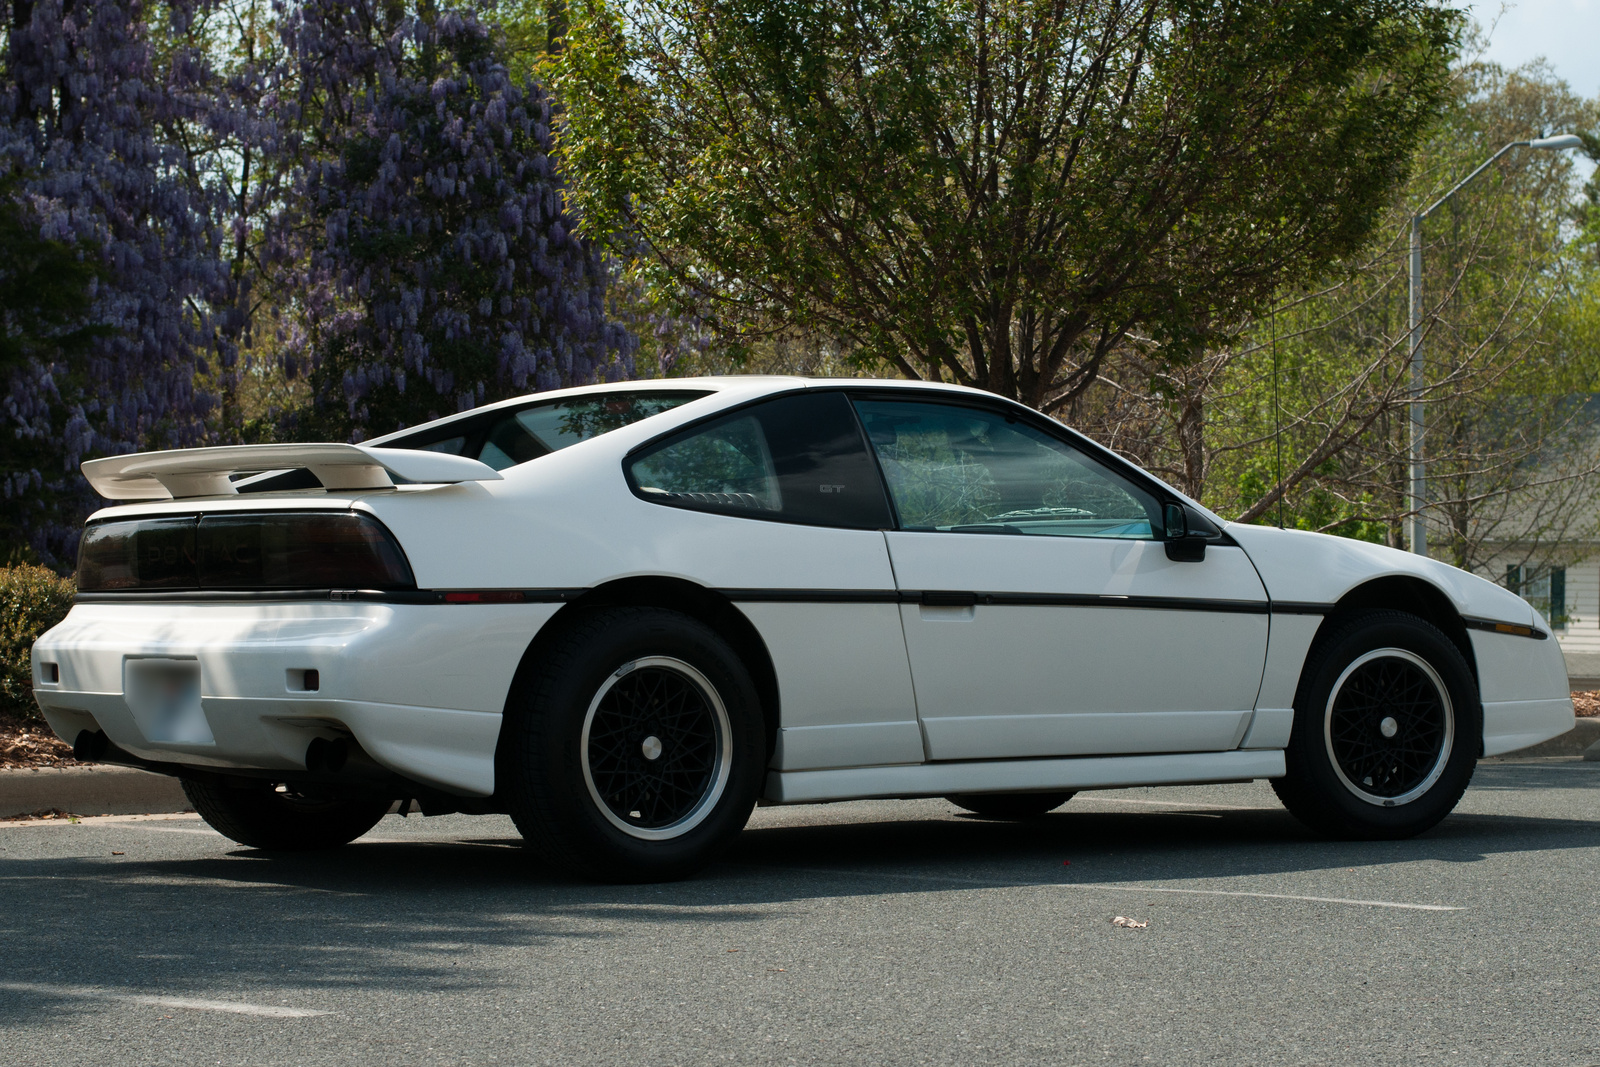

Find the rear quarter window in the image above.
[{"left": 626, "top": 391, "right": 893, "bottom": 530}]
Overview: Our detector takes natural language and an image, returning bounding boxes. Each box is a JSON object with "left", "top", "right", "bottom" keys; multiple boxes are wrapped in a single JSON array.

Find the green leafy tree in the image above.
[
  {"left": 553, "top": 0, "right": 1458, "bottom": 410},
  {"left": 1071, "top": 57, "right": 1600, "bottom": 580},
  {"left": 1229, "top": 59, "right": 1600, "bottom": 572}
]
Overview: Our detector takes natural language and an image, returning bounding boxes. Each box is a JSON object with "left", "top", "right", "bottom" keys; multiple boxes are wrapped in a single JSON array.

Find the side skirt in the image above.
[{"left": 764, "top": 749, "right": 1286, "bottom": 804}]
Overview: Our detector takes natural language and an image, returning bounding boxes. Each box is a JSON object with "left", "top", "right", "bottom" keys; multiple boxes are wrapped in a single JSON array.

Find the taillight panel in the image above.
[
  {"left": 77, "top": 517, "right": 198, "bottom": 591},
  {"left": 77, "top": 512, "right": 416, "bottom": 592}
]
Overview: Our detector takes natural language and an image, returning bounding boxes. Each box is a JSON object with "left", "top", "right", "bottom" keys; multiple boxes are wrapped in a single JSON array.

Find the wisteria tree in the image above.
[
  {"left": 1, "top": 0, "right": 228, "bottom": 566},
  {"left": 0, "top": 0, "right": 634, "bottom": 566},
  {"left": 279, "top": 1, "right": 634, "bottom": 438}
]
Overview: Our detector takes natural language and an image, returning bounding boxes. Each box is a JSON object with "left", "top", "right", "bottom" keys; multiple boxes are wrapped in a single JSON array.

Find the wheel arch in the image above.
[
  {"left": 1309, "top": 576, "right": 1478, "bottom": 685},
  {"left": 506, "top": 577, "right": 781, "bottom": 765}
]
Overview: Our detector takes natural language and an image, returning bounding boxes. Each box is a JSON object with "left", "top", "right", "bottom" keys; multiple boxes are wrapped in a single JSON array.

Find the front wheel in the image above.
[
  {"left": 181, "top": 779, "right": 390, "bottom": 851},
  {"left": 1271, "top": 610, "right": 1481, "bottom": 839},
  {"left": 498, "top": 607, "right": 765, "bottom": 883}
]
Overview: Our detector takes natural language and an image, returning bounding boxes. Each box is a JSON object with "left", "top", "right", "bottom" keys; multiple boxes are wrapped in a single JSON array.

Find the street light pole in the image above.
[
  {"left": 1408, "top": 213, "right": 1424, "bottom": 556},
  {"left": 1405, "top": 134, "right": 1584, "bottom": 556}
]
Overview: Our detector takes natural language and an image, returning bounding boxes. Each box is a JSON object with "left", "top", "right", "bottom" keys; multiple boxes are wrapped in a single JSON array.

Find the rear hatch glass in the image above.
[
  {"left": 382, "top": 391, "right": 706, "bottom": 471},
  {"left": 236, "top": 390, "right": 706, "bottom": 493}
]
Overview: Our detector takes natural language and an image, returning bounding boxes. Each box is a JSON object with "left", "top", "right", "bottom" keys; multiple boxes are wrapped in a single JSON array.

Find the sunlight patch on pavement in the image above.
[
  {"left": 0, "top": 813, "right": 203, "bottom": 829},
  {"left": 0, "top": 981, "right": 331, "bottom": 1018},
  {"left": 1077, "top": 796, "right": 1270, "bottom": 811}
]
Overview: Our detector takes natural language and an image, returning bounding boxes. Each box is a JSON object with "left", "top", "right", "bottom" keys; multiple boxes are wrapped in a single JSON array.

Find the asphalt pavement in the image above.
[{"left": 1, "top": 758, "right": 1597, "bottom": 1066}]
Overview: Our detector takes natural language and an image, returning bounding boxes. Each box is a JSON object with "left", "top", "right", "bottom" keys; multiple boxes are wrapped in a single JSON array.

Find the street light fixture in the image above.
[{"left": 1406, "top": 134, "right": 1586, "bottom": 556}]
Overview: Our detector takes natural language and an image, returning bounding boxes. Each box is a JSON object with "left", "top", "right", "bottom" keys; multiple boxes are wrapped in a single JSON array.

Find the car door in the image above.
[
  {"left": 623, "top": 389, "right": 925, "bottom": 772},
  {"left": 852, "top": 395, "right": 1269, "bottom": 761}
]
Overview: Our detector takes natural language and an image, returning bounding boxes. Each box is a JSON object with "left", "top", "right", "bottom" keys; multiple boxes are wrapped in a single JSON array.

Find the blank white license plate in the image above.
[{"left": 124, "top": 658, "right": 212, "bottom": 745}]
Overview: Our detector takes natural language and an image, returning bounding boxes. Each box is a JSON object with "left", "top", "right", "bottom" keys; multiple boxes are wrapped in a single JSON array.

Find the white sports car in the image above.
[{"left": 31, "top": 377, "right": 1573, "bottom": 880}]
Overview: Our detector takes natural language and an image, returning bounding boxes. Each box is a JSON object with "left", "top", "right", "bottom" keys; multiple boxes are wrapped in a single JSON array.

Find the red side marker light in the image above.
[{"left": 443, "top": 591, "right": 527, "bottom": 604}]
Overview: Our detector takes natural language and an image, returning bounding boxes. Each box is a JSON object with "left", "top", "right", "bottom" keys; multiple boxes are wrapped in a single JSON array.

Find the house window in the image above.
[{"left": 1507, "top": 565, "right": 1567, "bottom": 630}]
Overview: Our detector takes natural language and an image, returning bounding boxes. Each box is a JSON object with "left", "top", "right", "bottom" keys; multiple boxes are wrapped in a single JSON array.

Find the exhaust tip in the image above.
[
  {"left": 305, "top": 736, "right": 350, "bottom": 774},
  {"left": 72, "top": 729, "right": 109, "bottom": 763}
]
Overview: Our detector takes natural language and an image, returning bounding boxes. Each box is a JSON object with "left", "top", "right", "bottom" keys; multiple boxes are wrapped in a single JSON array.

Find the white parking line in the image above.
[
  {"left": 1065, "top": 884, "right": 1465, "bottom": 911},
  {"left": 0, "top": 981, "right": 330, "bottom": 1018},
  {"left": 766, "top": 865, "right": 1462, "bottom": 911}
]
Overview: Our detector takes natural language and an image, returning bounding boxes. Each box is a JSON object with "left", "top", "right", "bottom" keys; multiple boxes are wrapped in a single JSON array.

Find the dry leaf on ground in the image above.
[
  {"left": 1111, "top": 916, "right": 1149, "bottom": 929},
  {"left": 0, "top": 714, "right": 79, "bottom": 770},
  {"left": 0, "top": 808, "right": 78, "bottom": 822}
]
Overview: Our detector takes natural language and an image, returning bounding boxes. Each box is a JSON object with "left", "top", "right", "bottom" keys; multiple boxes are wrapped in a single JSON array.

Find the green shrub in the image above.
[{"left": 0, "top": 564, "right": 75, "bottom": 724}]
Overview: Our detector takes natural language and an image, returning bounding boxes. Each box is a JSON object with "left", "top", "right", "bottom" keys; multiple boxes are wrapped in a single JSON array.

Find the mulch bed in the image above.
[
  {"left": 2, "top": 691, "right": 1595, "bottom": 772},
  {"left": 0, "top": 808, "right": 78, "bottom": 822},
  {"left": 0, "top": 713, "right": 80, "bottom": 770}
]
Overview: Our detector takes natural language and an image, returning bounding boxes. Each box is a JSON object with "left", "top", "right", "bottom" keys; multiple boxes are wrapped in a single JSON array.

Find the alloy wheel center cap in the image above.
[
  {"left": 1379, "top": 716, "right": 1399, "bottom": 739},
  {"left": 641, "top": 735, "right": 664, "bottom": 761}
]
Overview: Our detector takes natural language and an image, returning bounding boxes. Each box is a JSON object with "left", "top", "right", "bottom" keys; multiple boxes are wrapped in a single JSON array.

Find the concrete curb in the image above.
[
  {"left": 1498, "top": 717, "right": 1600, "bottom": 760},
  {"left": 0, "top": 766, "right": 190, "bottom": 819}
]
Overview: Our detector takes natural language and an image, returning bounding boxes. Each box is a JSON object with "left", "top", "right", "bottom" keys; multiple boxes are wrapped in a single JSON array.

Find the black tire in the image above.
[
  {"left": 946, "top": 792, "right": 1075, "bottom": 819},
  {"left": 498, "top": 607, "right": 765, "bottom": 883},
  {"left": 181, "top": 779, "right": 390, "bottom": 851},
  {"left": 1271, "top": 610, "right": 1481, "bottom": 839}
]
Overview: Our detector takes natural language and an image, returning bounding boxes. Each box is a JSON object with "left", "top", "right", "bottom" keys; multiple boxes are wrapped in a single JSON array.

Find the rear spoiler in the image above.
[{"left": 82, "top": 443, "right": 504, "bottom": 501}]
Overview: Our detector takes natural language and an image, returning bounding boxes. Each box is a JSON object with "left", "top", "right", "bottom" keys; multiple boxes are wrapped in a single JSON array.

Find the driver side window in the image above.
[{"left": 851, "top": 399, "right": 1159, "bottom": 539}]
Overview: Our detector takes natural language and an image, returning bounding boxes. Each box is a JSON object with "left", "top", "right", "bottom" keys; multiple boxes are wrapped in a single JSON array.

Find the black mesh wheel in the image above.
[
  {"left": 1272, "top": 610, "right": 1480, "bottom": 840},
  {"left": 500, "top": 607, "right": 765, "bottom": 883},
  {"left": 581, "top": 657, "right": 733, "bottom": 840},
  {"left": 1324, "top": 649, "right": 1453, "bottom": 806}
]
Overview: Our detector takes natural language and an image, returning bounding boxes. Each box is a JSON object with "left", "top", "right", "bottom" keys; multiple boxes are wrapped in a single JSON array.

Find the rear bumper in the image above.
[{"left": 30, "top": 601, "right": 559, "bottom": 796}]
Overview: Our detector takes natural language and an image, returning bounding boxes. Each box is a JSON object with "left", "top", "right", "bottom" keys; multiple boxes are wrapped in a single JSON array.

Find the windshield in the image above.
[{"left": 383, "top": 391, "right": 707, "bottom": 471}]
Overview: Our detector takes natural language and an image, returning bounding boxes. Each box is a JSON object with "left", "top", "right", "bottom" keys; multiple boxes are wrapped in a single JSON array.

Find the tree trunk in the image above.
[
  {"left": 1175, "top": 388, "right": 1206, "bottom": 500},
  {"left": 6, "top": 1, "right": 36, "bottom": 123},
  {"left": 546, "top": 0, "right": 568, "bottom": 55}
]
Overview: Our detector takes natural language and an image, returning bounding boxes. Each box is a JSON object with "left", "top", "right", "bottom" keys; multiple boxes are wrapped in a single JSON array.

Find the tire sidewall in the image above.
[
  {"left": 182, "top": 778, "right": 390, "bottom": 851},
  {"left": 1288, "top": 613, "right": 1481, "bottom": 837},
  {"left": 519, "top": 609, "right": 765, "bottom": 879}
]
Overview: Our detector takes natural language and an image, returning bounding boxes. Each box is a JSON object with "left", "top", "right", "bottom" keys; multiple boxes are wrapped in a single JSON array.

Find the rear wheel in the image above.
[
  {"left": 181, "top": 779, "right": 390, "bottom": 851},
  {"left": 499, "top": 607, "right": 765, "bottom": 883},
  {"left": 946, "top": 792, "right": 1075, "bottom": 819},
  {"left": 1271, "top": 610, "right": 1480, "bottom": 839}
]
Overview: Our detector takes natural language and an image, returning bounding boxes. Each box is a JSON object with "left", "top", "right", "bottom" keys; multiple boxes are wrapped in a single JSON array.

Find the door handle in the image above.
[{"left": 921, "top": 591, "right": 979, "bottom": 607}]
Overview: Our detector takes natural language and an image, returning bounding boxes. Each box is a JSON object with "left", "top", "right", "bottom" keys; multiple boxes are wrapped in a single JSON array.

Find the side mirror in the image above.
[
  {"left": 1163, "top": 502, "right": 1207, "bottom": 563},
  {"left": 1163, "top": 503, "right": 1187, "bottom": 539}
]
